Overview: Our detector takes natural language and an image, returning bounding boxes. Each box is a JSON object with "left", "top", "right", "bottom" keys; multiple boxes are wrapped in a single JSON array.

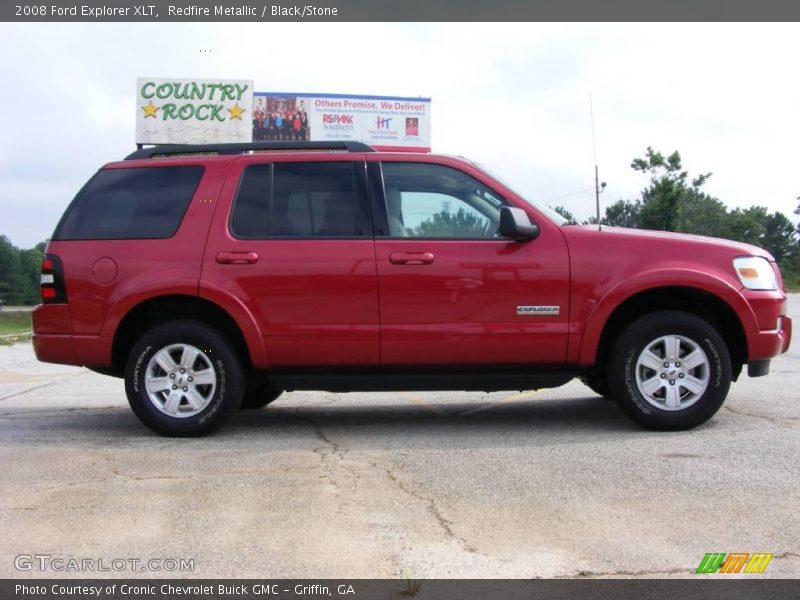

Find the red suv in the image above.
[{"left": 33, "top": 141, "right": 792, "bottom": 436}]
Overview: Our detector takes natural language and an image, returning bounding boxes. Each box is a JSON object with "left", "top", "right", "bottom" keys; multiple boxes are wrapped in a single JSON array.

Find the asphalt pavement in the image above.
[{"left": 1, "top": 296, "right": 798, "bottom": 579}]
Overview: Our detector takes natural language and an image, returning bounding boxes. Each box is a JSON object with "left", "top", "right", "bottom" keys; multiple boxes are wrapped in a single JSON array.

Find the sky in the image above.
[{"left": 1, "top": 22, "right": 798, "bottom": 248}]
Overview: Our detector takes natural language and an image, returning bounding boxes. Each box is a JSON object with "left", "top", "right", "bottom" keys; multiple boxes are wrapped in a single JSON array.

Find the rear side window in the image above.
[
  {"left": 54, "top": 166, "right": 203, "bottom": 240},
  {"left": 230, "top": 162, "right": 369, "bottom": 238}
]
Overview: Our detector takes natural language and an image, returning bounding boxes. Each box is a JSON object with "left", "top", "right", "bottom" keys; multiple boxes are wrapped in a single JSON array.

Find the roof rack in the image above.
[{"left": 125, "top": 141, "right": 375, "bottom": 160}]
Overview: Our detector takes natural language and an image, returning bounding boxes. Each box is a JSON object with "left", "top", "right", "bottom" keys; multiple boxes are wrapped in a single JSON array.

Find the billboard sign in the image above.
[
  {"left": 252, "top": 92, "right": 431, "bottom": 151},
  {"left": 136, "top": 77, "right": 254, "bottom": 145}
]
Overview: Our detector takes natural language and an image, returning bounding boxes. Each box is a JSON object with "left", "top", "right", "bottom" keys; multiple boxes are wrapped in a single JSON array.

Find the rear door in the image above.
[
  {"left": 202, "top": 155, "right": 379, "bottom": 367},
  {"left": 369, "top": 157, "right": 571, "bottom": 366}
]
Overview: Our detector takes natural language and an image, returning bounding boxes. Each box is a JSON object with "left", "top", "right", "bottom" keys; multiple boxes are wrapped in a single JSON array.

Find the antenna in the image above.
[{"left": 589, "top": 93, "right": 606, "bottom": 231}]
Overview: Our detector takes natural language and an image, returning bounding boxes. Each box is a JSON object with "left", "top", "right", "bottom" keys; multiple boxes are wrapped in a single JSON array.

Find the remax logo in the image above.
[
  {"left": 375, "top": 116, "right": 392, "bottom": 129},
  {"left": 323, "top": 114, "right": 354, "bottom": 124}
]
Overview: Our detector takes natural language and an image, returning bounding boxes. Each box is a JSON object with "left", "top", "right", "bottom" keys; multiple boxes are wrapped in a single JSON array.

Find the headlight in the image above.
[{"left": 733, "top": 256, "right": 779, "bottom": 291}]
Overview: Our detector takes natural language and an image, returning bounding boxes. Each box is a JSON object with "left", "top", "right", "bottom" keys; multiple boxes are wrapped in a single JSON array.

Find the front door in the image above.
[{"left": 370, "top": 158, "right": 570, "bottom": 366}]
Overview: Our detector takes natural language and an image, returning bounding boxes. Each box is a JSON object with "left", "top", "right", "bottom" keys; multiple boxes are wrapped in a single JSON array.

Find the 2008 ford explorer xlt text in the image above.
[{"left": 32, "top": 141, "right": 792, "bottom": 436}]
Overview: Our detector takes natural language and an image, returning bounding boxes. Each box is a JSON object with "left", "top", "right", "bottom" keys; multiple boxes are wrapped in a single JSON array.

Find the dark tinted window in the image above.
[
  {"left": 229, "top": 164, "right": 270, "bottom": 238},
  {"left": 230, "top": 162, "right": 368, "bottom": 238},
  {"left": 55, "top": 166, "right": 203, "bottom": 240}
]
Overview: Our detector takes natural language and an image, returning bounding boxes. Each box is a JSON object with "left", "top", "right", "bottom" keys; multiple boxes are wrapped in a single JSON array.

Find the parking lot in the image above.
[{"left": 1, "top": 296, "right": 798, "bottom": 579}]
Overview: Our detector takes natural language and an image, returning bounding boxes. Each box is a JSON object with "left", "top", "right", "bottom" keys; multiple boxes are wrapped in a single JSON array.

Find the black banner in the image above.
[
  {"left": 3, "top": 579, "right": 800, "bottom": 600},
  {"left": 4, "top": 0, "right": 800, "bottom": 22}
]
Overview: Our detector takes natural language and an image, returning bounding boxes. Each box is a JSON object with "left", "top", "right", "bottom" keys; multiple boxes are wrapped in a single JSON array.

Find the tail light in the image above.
[{"left": 41, "top": 254, "right": 68, "bottom": 304}]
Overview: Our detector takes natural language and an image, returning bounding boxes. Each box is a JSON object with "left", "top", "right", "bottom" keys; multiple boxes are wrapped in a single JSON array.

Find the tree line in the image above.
[
  {"left": 554, "top": 147, "right": 800, "bottom": 289},
  {"left": 0, "top": 237, "right": 44, "bottom": 306}
]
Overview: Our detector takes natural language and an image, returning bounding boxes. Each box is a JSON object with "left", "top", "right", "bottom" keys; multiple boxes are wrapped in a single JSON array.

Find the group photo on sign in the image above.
[{"left": 252, "top": 96, "right": 310, "bottom": 141}]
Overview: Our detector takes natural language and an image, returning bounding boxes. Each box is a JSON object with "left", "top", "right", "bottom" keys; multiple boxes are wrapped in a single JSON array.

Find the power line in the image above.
[{"left": 541, "top": 187, "right": 596, "bottom": 204}]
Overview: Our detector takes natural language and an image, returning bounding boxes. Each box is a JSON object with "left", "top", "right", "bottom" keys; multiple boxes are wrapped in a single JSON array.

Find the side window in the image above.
[
  {"left": 381, "top": 163, "right": 506, "bottom": 239},
  {"left": 54, "top": 166, "right": 204, "bottom": 240},
  {"left": 230, "top": 162, "right": 369, "bottom": 239},
  {"left": 230, "top": 164, "right": 270, "bottom": 238}
]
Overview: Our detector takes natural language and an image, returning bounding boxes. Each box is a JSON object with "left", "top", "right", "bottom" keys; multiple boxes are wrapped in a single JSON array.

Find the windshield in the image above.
[{"left": 470, "top": 161, "right": 568, "bottom": 226}]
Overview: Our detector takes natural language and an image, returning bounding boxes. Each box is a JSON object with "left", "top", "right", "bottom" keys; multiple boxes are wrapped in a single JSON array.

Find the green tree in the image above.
[
  {"left": 413, "top": 207, "right": 489, "bottom": 238},
  {"left": 0, "top": 236, "right": 46, "bottom": 306},
  {"left": 552, "top": 205, "right": 578, "bottom": 224},
  {"left": 19, "top": 247, "right": 44, "bottom": 304},
  {"left": 795, "top": 196, "right": 800, "bottom": 236},
  {"left": 726, "top": 206, "right": 767, "bottom": 246},
  {"left": 761, "top": 211, "right": 797, "bottom": 262},
  {"left": 679, "top": 191, "right": 730, "bottom": 239},
  {"left": 0, "top": 236, "right": 27, "bottom": 305},
  {"left": 632, "top": 147, "right": 711, "bottom": 232},
  {"left": 601, "top": 199, "right": 641, "bottom": 228}
]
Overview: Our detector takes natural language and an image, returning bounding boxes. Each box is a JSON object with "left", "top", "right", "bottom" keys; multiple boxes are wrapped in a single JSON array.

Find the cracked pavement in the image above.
[{"left": 0, "top": 295, "right": 798, "bottom": 578}]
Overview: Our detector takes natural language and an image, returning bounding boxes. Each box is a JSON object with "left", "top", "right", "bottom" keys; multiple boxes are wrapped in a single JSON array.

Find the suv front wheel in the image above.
[
  {"left": 607, "top": 311, "right": 732, "bottom": 431},
  {"left": 125, "top": 320, "right": 245, "bottom": 436}
]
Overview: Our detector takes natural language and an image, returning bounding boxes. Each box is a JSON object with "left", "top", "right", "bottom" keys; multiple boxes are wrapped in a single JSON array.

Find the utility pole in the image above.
[{"left": 590, "top": 93, "right": 604, "bottom": 230}]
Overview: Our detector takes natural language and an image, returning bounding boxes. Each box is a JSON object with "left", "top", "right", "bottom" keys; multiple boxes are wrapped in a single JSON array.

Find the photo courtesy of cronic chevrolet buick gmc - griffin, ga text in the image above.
[{"left": 32, "top": 142, "right": 792, "bottom": 436}]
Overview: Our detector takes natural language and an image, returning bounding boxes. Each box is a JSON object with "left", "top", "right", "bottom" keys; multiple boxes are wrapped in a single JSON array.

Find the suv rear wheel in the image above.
[
  {"left": 125, "top": 320, "right": 245, "bottom": 436},
  {"left": 607, "top": 311, "right": 731, "bottom": 430}
]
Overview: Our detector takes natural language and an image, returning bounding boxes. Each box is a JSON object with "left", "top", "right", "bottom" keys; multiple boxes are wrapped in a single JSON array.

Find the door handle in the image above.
[
  {"left": 216, "top": 251, "right": 259, "bottom": 264},
  {"left": 388, "top": 252, "right": 435, "bottom": 265}
]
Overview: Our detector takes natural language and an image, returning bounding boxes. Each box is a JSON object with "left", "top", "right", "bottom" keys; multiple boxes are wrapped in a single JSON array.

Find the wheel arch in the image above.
[
  {"left": 110, "top": 294, "right": 257, "bottom": 377},
  {"left": 584, "top": 286, "right": 749, "bottom": 381}
]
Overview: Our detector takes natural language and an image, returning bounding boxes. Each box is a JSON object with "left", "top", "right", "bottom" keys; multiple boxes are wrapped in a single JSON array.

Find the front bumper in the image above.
[{"left": 747, "top": 314, "right": 792, "bottom": 360}]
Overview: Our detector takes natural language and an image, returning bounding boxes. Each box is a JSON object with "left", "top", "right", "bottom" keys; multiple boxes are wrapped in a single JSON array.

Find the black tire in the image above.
[
  {"left": 125, "top": 320, "right": 245, "bottom": 436},
  {"left": 240, "top": 387, "right": 283, "bottom": 410},
  {"left": 607, "top": 311, "right": 731, "bottom": 431}
]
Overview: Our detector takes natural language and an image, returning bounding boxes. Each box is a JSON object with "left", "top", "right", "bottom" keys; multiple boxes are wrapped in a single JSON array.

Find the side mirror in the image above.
[{"left": 498, "top": 206, "right": 540, "bottom": 241}]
